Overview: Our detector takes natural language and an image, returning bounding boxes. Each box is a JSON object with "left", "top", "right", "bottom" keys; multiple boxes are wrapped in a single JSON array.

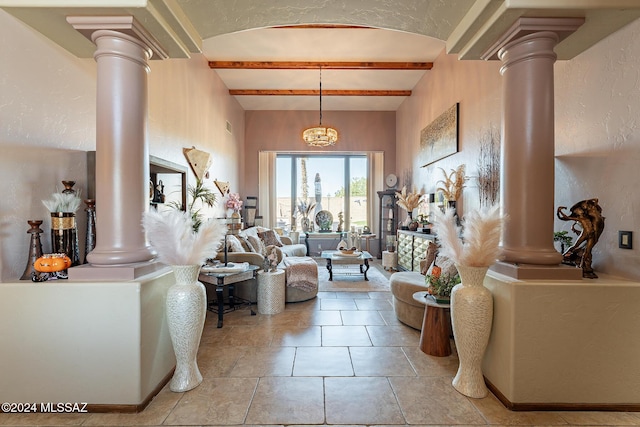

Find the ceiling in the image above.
[
  {"left": 3, "top": 0, "right": 640, "bottom": 112},
  {"left": 203, "top": 27, "right": 445, "bottom": 111}
]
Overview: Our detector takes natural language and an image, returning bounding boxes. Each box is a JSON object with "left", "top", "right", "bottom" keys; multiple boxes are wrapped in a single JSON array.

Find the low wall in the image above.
[
  {"left": 483, "top": 271, "right": 640, "bottom": 410},
  {"left": 0, "top": 267, "right": 175, "bottom": 410}
]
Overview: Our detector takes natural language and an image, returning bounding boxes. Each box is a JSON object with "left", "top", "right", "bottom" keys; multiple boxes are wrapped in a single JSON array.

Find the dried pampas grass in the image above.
[
  {"left": 437, "top": 164, "right": 467, "bottom": 202},
  {"left": 42, "top": 192, "right": 82, "bottom": 213},
  {"left": 142, "top": 209, "right": 227, "bottom": 266},
  {"left": 395, "top": 186, "right": 423, "bottom": 212},
  {"left": 433, "top": 204, "right": 505, "bottom": 267}
]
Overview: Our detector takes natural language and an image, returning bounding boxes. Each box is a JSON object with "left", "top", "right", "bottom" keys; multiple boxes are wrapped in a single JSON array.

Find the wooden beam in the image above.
[
  {"left": 209, "top": 61, "right": 432, "bottom": 70},
  {"left": 228, "top": 89, "right": 412, "bottom": 96}
]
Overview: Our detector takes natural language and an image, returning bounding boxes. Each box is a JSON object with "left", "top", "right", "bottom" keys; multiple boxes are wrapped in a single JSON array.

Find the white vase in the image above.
[
  {"left": 450, "top": 264, "right": 492, "bottom": 398},
  {"left": 166, "top": 264, "right": 207, "bottom": 392}
]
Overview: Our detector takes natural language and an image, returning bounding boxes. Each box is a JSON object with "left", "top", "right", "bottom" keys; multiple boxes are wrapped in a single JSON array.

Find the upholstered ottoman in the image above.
[
  {"left": 389, "top": 271, "right": 430, "bottom": 330},
  {"left": 283, "top": 256, "right": 318, "bottom": 302}
]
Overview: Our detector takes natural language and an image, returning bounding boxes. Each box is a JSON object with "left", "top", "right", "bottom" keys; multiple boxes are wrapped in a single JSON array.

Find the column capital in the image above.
[
  {"left": 481, "top": 17, "right": 584, "bottom": 61},
  {"left": 66, "top": 15, "right": 168, "bottom": 60}
]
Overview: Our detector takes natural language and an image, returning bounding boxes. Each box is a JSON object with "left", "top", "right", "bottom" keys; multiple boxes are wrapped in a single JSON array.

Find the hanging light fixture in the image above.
[{"left": 303, "top": 66, "right": 338, "bottom": 147}]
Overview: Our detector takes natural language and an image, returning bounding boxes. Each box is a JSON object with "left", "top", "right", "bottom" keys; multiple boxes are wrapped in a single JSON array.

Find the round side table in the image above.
[
  {"left": 412, "top": 291, "right": 452, "bottom": 357},
  {"left": 382, "top": 250, "right": 397, "bottom": 271},
  {"left": 257, "top": 269, "right": 285, "bottom": 315}
]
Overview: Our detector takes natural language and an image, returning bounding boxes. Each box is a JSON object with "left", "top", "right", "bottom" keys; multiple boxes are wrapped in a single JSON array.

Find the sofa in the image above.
[{"left": 215, "top": 226, "right": 318, "bottom": 303}]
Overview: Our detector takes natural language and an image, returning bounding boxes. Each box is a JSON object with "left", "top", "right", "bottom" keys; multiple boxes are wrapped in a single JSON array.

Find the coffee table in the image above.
[
  {"left": 199, "top": 264, "right": 258, "bottom": 328},
  {"left": 320, "top": 250, "right": 373, "bottom": 281}
]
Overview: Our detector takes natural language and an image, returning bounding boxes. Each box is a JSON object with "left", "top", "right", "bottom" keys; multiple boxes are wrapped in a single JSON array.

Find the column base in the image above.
[
  {"left": 490, "top": 261, "right": 583, "bottom": 280},
  {"left": 68, "top": 261, "right": 169, "bottom": 281}
]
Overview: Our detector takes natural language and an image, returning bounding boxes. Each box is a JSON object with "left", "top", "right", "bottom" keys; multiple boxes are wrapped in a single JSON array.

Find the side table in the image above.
[
  {"left": 412, "top": 291, "right": 452, "bottom": 357},
  {"left": 382, "top": 250, "right": 397, "bottom": 271},
  {"left": 257, "top": 269, "right": 285, "bottom": 314}
]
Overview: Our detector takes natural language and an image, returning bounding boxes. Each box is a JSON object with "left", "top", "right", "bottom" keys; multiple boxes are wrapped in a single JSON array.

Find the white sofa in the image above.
[{"left": 215, "top": 227, "right": 316, "bottom": 302}]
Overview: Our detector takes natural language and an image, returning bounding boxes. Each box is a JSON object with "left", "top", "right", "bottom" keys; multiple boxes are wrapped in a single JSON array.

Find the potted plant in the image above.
[
  {"left": 554, "top": 230, "right": 573, "bottom": 253},
  {"left": 425, "top": 265, "right": 461, "bottom": 304}
]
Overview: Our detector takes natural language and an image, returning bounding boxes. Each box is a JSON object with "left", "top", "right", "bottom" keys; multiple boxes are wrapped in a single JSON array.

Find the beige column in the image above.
[
  {"left": 66, "top": 17, "right": 168, "bottom": 274},
  {"left": 498, "top": 31, "right": 562, "bottom": 266},
  {"left": 86, "top": 29, "right": 154, "bottom": 265}
]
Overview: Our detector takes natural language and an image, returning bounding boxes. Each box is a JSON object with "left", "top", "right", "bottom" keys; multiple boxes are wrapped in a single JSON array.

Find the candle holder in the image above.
[{"left": 20, "top": 220, "right": 44, "bottom": 280}]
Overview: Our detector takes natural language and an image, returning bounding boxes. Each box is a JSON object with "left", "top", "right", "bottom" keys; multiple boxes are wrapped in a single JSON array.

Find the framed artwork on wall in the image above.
[{"left": 420, "top": 102, "right": 459, "bottom": 167}]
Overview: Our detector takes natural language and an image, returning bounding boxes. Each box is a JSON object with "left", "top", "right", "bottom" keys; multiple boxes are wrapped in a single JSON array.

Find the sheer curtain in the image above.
[
  {"left": 258, "top": 151, "right": 276, "bottom": 227},
  {"left": 368, "top": 152, "right": 384, "bottom": 235}
]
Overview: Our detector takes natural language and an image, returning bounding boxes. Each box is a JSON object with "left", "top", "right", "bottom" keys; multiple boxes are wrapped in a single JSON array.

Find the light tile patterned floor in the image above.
[{"left": 2, "top": 262, "right": 640, "bottom": 426}]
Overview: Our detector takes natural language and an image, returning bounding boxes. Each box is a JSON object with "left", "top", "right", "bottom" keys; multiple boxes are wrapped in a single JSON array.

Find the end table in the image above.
[
  {"left": 412, "top": 291, "right": 452, "bottom": 357},
  {"left": 257, "top": 269, "right": 285, "bottom": 314}
]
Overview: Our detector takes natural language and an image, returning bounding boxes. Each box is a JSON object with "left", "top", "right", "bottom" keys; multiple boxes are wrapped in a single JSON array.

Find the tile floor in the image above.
[{"left": 2, "top": 262, "right": 640, "bottom": 426}]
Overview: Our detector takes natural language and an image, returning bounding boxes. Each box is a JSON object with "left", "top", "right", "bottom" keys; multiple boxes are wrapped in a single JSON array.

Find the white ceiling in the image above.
[{"left": 202, "top": 27, "right": 446, "bottom": 111}]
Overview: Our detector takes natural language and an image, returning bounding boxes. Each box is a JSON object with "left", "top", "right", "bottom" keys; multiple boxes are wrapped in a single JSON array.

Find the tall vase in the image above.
[
  {"left": 450, "top": 264, "right": 492, "bottom": 398},
  {"left": 84, "top": 199, "right": 97, "bottom": 264},
  {"left": 50, "top": 212, "right": 80, "bottom": 267},
  {"left": 166, "top": 264, "right": 207, "bottom": 392}
]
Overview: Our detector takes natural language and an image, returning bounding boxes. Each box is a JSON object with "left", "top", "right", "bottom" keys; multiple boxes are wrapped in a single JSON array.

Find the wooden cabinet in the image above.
[
  {"left": 397, "top": 230, "right": 436, "bottom": 271},
  {"left": 377, "top": 190, "right": 399, "bottom": 258}
]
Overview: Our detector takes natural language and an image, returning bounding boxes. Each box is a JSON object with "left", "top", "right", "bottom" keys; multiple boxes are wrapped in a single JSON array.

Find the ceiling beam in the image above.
[
  {"left": 209, "top": 61, "right": 432, "bottom": 70},
  {"left": 228, "top": 89, "right": 412, "bottom": 96}
]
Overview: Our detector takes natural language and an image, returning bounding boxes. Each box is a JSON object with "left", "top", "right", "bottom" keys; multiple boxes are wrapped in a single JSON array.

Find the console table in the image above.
[{"left": 304, "top": 232, "right": 347, "bottom": 256}]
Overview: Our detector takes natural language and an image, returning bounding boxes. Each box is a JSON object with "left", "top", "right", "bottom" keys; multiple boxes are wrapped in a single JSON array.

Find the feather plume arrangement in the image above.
[
  {"left": 436, "top": 164, "right": 467, "bottom": 202},
  {"left": 433, "top": 204, "right": 505, "bottom": 267},
  {"left": 395, "top": 186, "right": 423, "bottom": 212},
  {"left": 42, "top": 192, "right": 82, "bottom": 213},
  {"left": 142, "top": 209, "right": 227, "bottom": 266}
]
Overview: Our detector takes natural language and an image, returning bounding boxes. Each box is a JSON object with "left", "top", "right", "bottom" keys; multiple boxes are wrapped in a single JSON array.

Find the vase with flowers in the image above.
[
  {"left": 395, "top": 186, "right": 423, "bottom": 229},
  {"left": 142, "top": 209, "right": 227, "bottom": 392},
  {"left": 432, "top": 204, "right": 504, "bottom": 398},
  {"left": 297, "top": 200, "right": 316, "bottom": 232},
  {"left": 42, "top": 185, "right": 82, "bottom": 269},
  {"left": 425, "top": 264, "right": 461, "bottom": 304}
]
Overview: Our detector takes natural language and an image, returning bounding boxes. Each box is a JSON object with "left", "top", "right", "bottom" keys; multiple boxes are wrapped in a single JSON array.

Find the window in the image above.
[{"left": 276, "top": 154, "right": 368, "bottom": 232}]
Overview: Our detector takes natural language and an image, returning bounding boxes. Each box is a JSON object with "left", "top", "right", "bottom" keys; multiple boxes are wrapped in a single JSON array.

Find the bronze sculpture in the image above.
[{"left": 556, "top": 198, "right": 605, "bottom": 279}]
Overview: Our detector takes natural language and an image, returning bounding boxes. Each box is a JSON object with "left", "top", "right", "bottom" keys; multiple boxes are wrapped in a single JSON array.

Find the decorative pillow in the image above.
[
  {"left": 226, "top": 235, "right": 245, "bottom": 253},
  {"left": 247, "top": 235, "right": 265, "bottom": 255},
  {"left": 237, "top": 235, "right": 256, "bottom": 252},
  {"left": 420, "top": 241, "right": 439, "bottom": 275},
  {"left": 258, "top": 229, "right": 283, "bottom": 247}
]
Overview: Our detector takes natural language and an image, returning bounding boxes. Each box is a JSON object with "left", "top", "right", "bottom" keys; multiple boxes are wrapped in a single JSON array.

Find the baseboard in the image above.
[
  {"left": 84, "top": 367, "right": 175, "bottom": 413},
  {"left": 485, "top": 377, "right": 640, "bottom": 412}
]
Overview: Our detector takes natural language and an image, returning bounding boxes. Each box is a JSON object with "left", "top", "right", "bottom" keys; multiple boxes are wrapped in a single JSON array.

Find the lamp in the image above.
[{"left": 303, "top": 67, "right": 338, "bottom": 147}]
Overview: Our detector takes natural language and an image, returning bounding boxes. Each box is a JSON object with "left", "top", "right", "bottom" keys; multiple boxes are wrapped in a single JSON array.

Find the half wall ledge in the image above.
[{"left": 483, "top": 270, "right": 640, "bottom": 410}]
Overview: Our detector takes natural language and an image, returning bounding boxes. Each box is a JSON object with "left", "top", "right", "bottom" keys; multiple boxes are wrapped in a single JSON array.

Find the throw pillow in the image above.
[
  {"left": 226, "top": 235, "right": 245, "bottom": 253},
  {"left": 237, "top": 235, "right": 256, "bottom": 252},
  {"left": 247, "top": 235, "right": 265, "bottom": 255},
  {"left": 258, "top": 229, "right": 283, "bottom": 247}
]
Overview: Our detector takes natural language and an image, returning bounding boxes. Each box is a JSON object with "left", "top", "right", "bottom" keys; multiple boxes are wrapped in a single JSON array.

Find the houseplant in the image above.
[
  {"left": 142, "top": 209, "right": 227, "bottom": 392},
  {"left": 425, "top": 265, "right": 461, "bottom": 303},
  {"left": 432, "top": 204, "right": 504, "bottom": 398}
]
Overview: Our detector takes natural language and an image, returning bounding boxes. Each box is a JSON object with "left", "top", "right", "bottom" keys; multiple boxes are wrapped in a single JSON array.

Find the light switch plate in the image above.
[{"left": 619, "top": 231, "right": 633, "bottom": 249}]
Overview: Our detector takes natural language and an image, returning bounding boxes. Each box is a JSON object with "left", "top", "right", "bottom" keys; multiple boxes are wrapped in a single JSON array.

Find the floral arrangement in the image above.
[
  {"left": 395, "top": 186, "right": 423, "bottom": 212},
  {"left": 425, "top": 265, "right": 461, "bottom": 298},
  {"left": 225, "top": 193, "right": 243, "bottom": 212},
  {"left": 433, "top": 204, "right": 504, "bottom": 267},
  {"left": 297, "top": 199, "right": 316, "bottom": 219},
  {"left": 437, "top": 164, "right": 467, "bottom": 202},
  {"left": 142, "top": 209, "right": 227, "bottom": 266},
  {"left": 42, "top": 192, "right": 82, "bottom": 213}
]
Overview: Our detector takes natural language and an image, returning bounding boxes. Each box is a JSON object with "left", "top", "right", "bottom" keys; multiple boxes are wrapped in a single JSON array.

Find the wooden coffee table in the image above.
[{"left": 320, "top": 250, "right": 373, "bottom": 281}]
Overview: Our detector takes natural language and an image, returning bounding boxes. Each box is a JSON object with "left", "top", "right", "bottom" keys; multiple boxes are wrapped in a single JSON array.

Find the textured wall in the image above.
[
  {"left": 243, "top": 109, "right": 396, "bottom": 195},
  {"left": 0, "top": 10, "right": 243, "bottom": 281},
  {"left": 398, "top": 19, "right": 640, "bottom": 280},
  {"left": 395, "top": 49, "right": 502, "bottom": 217},
  {"left": 555, "top": 18, "right": 640, "bottom": 280}
]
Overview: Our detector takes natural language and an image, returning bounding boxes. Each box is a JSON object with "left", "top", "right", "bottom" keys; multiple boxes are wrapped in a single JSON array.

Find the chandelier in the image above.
[{"left": 303, "top": 67, "right": 338, "bottom": 147}]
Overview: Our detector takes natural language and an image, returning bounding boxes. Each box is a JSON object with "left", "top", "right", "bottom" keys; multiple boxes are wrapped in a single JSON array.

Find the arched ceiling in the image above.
[{"left": 2, "top": 0, "right": 640, "bottom": 111}]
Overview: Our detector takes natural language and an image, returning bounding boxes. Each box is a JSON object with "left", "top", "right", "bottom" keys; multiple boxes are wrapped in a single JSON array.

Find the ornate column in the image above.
[
  {"left": 483, "top": 18, "right": 583, "bottom": 278},
  {"left": 67, "top": 17, "right": 167, "bottom": 273}
]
